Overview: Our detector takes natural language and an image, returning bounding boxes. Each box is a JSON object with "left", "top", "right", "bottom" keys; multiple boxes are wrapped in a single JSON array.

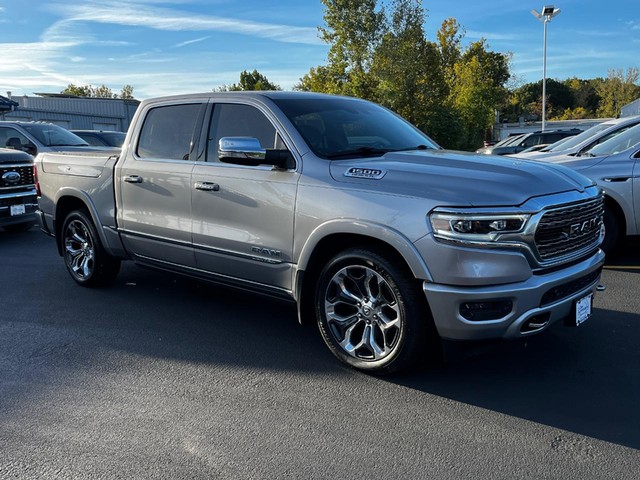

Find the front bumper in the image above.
[
  {"left": 0, "top": 190, "right": 38, "bottom": 227},
  {"left": 423, "top": 249, "right": 605, "bottom": 341}
]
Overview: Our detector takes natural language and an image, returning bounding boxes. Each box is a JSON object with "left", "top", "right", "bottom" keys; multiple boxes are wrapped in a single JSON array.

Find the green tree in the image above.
[
  {"left": 61, "top": 84, "right": 94, "bottom": 97},
  {"left": 297, "top": 1, "right": 511, "bottom": 150},
  {"left": 372, "top": 0, "right": 446, "bottom": 127},
  {"left": 564, "top": 77, "right": 599, "bottom": 114},
  {"left": 218, "top": 69, "right": 282, "bottom": 91},
  {"left": 507, "top": 79, "right": 575, "bottom": 122},
  {"left": 436, "top": 17, "right": 464, "bottom": 87},
  {"left": 93, "top": 85, "right": 115, "bottom": 98},
  {"left": 448, "top": 39, "right": 510, "bottom": 147},
  {"left": 119, "top": 85, "right": 135, "bottom": 99},
  {"left": 596, "top": 67, "right": 640, "bottom": 117},
  {"left": 61, "top": 83, "right": 135, "bottom": 99},
  {"left": 317, "top": 0, "right": 384, "bottom": 98}
]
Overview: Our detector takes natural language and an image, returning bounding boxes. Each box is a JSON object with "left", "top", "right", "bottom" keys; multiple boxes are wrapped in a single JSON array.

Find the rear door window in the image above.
[{"left": 137, "top": 104, "right": 202, "bottom": 160}]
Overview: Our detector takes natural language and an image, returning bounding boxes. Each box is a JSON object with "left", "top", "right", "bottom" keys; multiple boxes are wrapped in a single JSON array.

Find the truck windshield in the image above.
[
  {"left": 272, "top": 97, "right": 440, "bottom": 159},
  {"left": 21, "top": 124, "right": 89, "bottom": 147}
]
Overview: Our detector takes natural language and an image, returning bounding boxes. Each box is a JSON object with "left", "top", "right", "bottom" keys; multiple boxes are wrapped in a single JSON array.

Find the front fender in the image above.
[{"left": 295, "top": 218, "right": 433, "bottom": 282}]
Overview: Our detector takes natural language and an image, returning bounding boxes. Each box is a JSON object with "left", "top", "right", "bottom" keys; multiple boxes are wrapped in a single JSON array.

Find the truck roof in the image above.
[{"left": 140, "top": 90, "right": 360, "bottom": 106}]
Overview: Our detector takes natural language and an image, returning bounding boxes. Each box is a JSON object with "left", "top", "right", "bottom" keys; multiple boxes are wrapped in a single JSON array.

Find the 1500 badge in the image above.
[{"left": 344, "top": 167, "right": 386, "bottom": 179}]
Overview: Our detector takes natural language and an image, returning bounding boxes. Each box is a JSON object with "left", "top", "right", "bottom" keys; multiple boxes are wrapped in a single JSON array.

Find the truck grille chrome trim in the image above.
[
  {"left": 534, "top": 196, "right": 604, "bottom": 263},
  {"left": 0, "top": 165, "right": 34, "bottom": 188}
]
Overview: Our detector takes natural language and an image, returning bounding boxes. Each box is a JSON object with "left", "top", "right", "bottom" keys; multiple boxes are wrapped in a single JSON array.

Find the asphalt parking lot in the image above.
[{"left": 1, "top": 228, "right": 638, "bottom": 479}]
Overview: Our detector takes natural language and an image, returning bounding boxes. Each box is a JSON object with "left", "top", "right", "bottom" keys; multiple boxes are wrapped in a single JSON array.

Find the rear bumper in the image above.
[{"left": 423, "top": 250, "right": 605, "bottom": 341}]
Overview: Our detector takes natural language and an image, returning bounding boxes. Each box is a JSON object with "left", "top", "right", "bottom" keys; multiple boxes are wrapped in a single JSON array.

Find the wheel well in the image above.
[
  {"left": 297, "top": 233, "right": 417, "bottom": 325},
  {"left": 604, "top": 195, "right": 626, "bottom": 238},
  {"left": 54, "top": 196, "right": 90, "bottom": 255}
]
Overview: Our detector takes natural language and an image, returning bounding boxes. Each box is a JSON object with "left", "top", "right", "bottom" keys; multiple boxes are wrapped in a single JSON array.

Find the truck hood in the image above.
[
  {"left": 329, "top": 149, "right": 594, "bottom": 207},
  {"left": 0, "top": 147, "right": 32, "bottom": 164}
]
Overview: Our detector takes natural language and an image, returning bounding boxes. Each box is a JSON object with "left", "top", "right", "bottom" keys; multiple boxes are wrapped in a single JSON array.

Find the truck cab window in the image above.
[
  {"left": 207, "top": 104, "right": 278, "bottom": 163},
  {"left": 137, "top": 104, "right": 202, "bottom": 160}
]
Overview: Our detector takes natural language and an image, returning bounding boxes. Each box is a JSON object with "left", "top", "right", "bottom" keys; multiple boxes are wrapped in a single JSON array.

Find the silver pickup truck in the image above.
[{"left": 35, "top": 92, "right": 605, "bottom": 374}]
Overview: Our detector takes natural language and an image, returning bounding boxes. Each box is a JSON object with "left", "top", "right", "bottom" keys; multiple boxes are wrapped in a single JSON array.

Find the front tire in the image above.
[
  {"left": 601, "top": 205, "right": 621, "bottom": 256},
  {"left": 315, "top": 247, "right": 437, "bottom": 374},
  {"left": 62, "top": 210, "right": 120, "bottom": 287}
]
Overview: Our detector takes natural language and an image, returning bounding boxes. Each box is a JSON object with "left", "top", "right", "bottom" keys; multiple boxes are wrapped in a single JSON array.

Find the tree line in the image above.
[
  {"left": 60, "top": 84, "right": 135, "bottom": 100},
  {"left": 504, "top": 68, "right": 640, "bottom": 122}
]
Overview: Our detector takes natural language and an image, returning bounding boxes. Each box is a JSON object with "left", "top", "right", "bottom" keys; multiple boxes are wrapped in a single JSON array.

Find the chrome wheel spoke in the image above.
[
  {"left": 364, "top": 324, "right": 386, "bottom": 359},
  {"left": 64, "top": 219, "right": 94, "bottom": 280},
  {"left": 324, "top": 263, "right": 403, "bottom": 362},
  {"left": 334, "top": 275, "right": 363, "bottom": 305},
  {"left": 338, "top": 321, "right": 365, "bottom": 354}
]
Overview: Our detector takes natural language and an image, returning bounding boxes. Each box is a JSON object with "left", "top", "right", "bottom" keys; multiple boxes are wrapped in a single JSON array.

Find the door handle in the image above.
[
  {"left": 195, "top": 181, "right": 220, "bottom": 192},
  {"left": 123, "top": 175, "right": 143, "bottom": 183}
]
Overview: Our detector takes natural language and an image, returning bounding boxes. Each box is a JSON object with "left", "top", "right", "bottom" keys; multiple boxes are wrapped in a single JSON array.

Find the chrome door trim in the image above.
[{"left": 118, "top": 228, "right": 286, "bottom": 265}]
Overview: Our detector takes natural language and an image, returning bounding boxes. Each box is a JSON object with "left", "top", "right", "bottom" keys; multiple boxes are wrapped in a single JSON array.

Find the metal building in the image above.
[{"left": 0, "top": 93, "right": 140, "bottom": 132}]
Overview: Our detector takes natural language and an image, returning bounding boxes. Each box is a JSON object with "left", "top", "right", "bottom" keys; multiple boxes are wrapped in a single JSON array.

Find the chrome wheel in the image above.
[
  {"left": 64, "top": 219, "right": 95, "bottom": 281},
  {"left": 324, "top": 265, "right": 403, "bottom": 362}
]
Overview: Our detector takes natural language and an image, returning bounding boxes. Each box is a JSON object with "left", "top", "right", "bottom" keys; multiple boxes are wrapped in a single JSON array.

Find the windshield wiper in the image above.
[{"left": 326, "top": 146, "right": 394, "bottom": 159}]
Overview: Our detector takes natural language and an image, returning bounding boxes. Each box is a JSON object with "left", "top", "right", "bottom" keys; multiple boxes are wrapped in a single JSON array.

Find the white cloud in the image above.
[
  {"left": 465, "top": 30, "right": 517, "bottom": 42},
  {"left": 49, "top": 1, "right": 321, "bottom": 45},
  {"left": 174, "top": 36, "right": 211, "bottom": 48}
]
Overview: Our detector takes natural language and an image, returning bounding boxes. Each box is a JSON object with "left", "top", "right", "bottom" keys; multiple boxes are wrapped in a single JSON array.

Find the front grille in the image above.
[
  {"left": 540, "top": 267, "right": 602, "bottom": 306},
  {"left": 0, "top": 165, "right": 35, "bottom": 188},
  {"left": 535, "top": 196, "right": 604, "bottom": 262}
]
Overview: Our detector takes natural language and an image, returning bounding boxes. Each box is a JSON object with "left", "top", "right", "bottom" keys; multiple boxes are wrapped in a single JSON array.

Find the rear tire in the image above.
[
  {"left": 61, "top": 210, "right": 120, "bottom": 287},
  {"left": 315, "top": 247, "right": 439, "bottom": 374}
]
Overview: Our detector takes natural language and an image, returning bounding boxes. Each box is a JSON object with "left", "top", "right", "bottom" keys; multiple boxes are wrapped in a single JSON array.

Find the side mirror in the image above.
[{"left": 218, "top": 137, "right": 294, "bottom": 169}]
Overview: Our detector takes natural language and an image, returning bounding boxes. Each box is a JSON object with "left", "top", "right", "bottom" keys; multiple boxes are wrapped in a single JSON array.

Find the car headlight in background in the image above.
[{"left": 429, "top": 211, "right": 530, "bottom": 244}]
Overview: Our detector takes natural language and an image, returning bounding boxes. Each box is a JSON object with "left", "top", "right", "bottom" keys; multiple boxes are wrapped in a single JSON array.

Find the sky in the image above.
[{"left": 0, "top": 0, "right": 638, "bottom": 100}]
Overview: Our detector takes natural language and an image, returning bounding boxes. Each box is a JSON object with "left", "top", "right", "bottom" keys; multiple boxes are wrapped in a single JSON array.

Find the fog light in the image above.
[{"left": 460, "top": 300, "right": 513, "bottom": 321}]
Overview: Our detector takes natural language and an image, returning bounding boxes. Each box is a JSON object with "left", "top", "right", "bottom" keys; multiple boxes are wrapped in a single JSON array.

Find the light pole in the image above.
[{"left": 531, "top": 5, "right": 560, "bottom": 131}]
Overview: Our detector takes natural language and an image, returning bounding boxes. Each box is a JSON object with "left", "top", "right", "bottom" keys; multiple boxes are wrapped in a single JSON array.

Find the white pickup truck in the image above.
[{"left": 35, "top": 92, "right": 605, "bottom": 373}]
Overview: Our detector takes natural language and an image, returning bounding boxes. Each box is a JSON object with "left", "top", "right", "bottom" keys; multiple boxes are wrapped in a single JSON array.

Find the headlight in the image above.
[{"left": 429, "top": 212, "right": 530, "bottom": 243}]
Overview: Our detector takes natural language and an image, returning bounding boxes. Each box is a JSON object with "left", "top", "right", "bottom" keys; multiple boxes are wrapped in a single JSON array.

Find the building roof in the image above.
[{"left": 0, "top": 95, "right": 19, "bottom": 111}]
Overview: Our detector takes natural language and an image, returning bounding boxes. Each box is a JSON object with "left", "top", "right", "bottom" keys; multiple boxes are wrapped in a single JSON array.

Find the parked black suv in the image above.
[{"left": 476, "top": 129, "right": 582, "bottom": 156}]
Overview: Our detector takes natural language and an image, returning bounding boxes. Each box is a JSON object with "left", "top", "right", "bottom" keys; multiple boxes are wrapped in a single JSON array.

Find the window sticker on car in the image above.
[{"left": 344, "top": 167, "right": 386, "bottom": 179}]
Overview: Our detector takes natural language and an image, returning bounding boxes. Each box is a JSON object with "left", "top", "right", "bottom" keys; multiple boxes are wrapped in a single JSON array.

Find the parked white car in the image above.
[
  {"left": 513, "top": 116, "right": 640, "bottom": 160},
  {"left": 534, "top": 123, "right": 640, "bottom": 253}
]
